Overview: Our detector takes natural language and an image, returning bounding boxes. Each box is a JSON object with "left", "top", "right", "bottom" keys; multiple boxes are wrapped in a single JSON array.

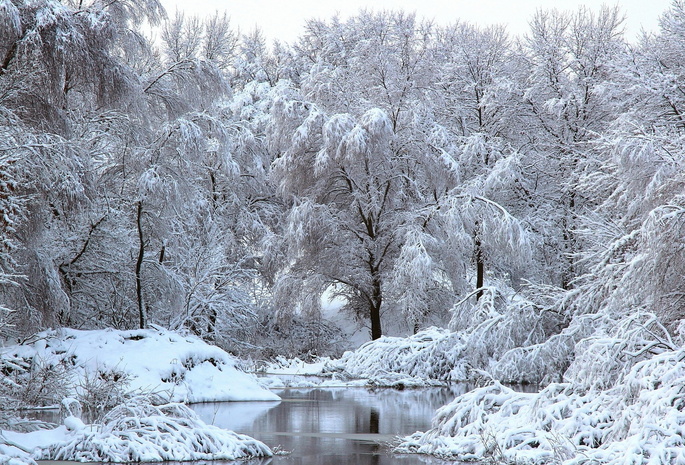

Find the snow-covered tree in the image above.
[
  {"left": 0, "top": 0, "right": 277, "bottom": 341},
  {"left": 268, "top": 12, "right": 542, "bottom": 340},
  {"left": 567, "top": 1, "right": 685, "bottom": 328},
  {"left": 511, "top": 6, "right": 626, "bottom": 288},
  {"left": 0, "top": 0, "right": 164, "bottom": 331}
]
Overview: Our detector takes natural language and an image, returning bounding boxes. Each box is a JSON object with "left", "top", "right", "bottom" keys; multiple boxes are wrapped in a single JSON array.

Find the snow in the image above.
[
  {"left": 259, "top": 355, "right": 332, "bottom": 376},
  {"left": 329, "top": 328, "right": 468, "bottom": 387},
  {"left": 396, "top": 337, "right": 685, "bottom": 465},
  {"left": 2, "top": 426, "right": 70, "bottom": 459},
  {"left": 258, "top": 328, "right": 467, "bottom": 388},
  {"left": 62, "top": 416, "right": 85, "bottom": 432},
  {"left": 1, "top": 326, "right": 279, "bottom": 403},
  {"left": 34, "top": 397, "right": 272, "bottom": 462},
  {"left": 0, "top": 328, "right": 278, "bottom": 463},
  {"left": 3, "top": 397, "right": 271, "bottom": 463}
]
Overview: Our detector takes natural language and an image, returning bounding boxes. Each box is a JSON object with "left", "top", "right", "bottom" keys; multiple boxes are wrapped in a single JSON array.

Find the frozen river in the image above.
[{"left": 191, "top": 384, "right": 466, "bottom": 465}]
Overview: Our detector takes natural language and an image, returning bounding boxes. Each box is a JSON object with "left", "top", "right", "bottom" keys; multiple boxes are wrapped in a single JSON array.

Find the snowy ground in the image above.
[
  {"left": 2, "top": 326, "right": 279, "bottom": 403},
  {"left": 0, "top": 327, "right": 278, "bottom": 463}
]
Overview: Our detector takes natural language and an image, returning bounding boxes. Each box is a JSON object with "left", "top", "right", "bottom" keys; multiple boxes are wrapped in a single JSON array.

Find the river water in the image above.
[{"left": 191, "top": 384, "right": 466, "bottom": 465}]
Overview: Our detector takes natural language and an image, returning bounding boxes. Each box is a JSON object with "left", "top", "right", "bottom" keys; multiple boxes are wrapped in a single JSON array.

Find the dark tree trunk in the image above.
[
  {"left": 135, "top": 201, "right": 146, "bottom": 329},
  {"left": 561, "top": 156, "right": 579, "bottom": 290},
  {"left": 475, "top": 222, "right": 484, "bottom": 301},
  {"left": 370, "top": 274, "right": 382, "bottom": 340}
]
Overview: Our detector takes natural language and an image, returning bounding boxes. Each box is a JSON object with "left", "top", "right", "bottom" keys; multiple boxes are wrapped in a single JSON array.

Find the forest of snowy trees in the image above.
[{"left": 2, "top": 0, "right": 685, "bottom": 375}]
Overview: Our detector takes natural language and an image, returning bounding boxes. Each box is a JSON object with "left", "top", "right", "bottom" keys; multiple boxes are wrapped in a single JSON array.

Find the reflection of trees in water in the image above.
[
  {"left": 369, "top": 408, "right": 379, "bottom": 434},
  {"left": 342, "top": 385, "right": 469, "bottom": 434},
  {"left": 192, "top": 387, "right": 466, "bottom": 464},
  {"left": 251, "top": 387, "right": 461, "bottom": 436},
  {"left": 192, "top": 385, "right": 473, "bottom": 439}
]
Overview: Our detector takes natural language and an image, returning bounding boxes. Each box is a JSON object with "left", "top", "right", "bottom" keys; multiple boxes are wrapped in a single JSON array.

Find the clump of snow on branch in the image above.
[{"left": 35, "top": 396, "right": 272, "bottom": 462}]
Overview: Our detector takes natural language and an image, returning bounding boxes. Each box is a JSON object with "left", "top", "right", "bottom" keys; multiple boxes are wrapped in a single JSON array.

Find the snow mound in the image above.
[
  {"left": 328, "top": 328, "right": 467, "bottom": 386},
  {"left": 0, "top": 455, "right": 35, "bottom": 465},
  {"left": 397, "top": 346, "right": 685, "bottom": 465},
  {"left": 2, "top": 327, "right": 279, "bottom": 403},
  {"left": 35, "top": 396, "right": 272, "bottom": 462}
]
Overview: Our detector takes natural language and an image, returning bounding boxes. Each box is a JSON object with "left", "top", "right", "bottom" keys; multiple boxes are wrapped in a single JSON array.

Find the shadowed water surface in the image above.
[{"left": 191, "top": 384, "right": 467, "bottom": 465}]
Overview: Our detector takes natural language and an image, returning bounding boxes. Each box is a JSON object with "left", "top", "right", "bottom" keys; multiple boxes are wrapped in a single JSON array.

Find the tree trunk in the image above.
[
  {"left": 561, "top": 156, "right": 579, "bottom": 290},
  {"left": 370, "top": 275, "right": 382, "bottom": 340},
  {"left": 135, "top": 201, "right": 146, "bottom": 329},
  {"left": 475, "top": 222, "right": 484, "bottom": 300}
]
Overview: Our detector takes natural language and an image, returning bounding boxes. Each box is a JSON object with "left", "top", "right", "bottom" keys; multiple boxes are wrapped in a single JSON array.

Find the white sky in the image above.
[{"left": 160, "top": 0, "right": 671, "bottom": 43}]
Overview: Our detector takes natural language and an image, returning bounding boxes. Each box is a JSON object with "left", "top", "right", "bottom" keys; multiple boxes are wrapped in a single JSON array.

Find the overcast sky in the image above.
[{"left": 160, "top": 0, "right": 671, "bottom": 43}]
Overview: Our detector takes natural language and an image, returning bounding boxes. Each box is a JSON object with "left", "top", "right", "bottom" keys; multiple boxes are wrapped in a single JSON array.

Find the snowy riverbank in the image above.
[
  {"left": 396, "top": 346, "right": 685, "bottom": 465},
  {"left": 2, "top": 327, "right": 279, "bottom": 403},
  {"left": 259, "top": 327, "right": 467, "bottom": 388},
  {"left": 259, "top": 318, "right": 685, "bottom": 465},
  {"left": 0, "top": 327, "right": 277, "bottom": 463}
]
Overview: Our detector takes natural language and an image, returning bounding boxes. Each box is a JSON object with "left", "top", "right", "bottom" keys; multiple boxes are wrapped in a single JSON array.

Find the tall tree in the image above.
[
  {"left": 511, "top": 6, "right": 625, "bottom": 289},
  {"left": 271, "top": 12, "right": 533, "bottom": 338}
]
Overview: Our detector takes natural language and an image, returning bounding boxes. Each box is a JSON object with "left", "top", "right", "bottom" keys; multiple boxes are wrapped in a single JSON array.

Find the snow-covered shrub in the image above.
[
  {"left": 397, "top": 381, "right": 616, "bottom": 463},
  {"left": 259, "top": 313, "right": 349, "bottom": 359},
  {"left": 449, "top": 283, "right": 567, "bottom": 384},
  {"left": 488, "top": 331, "right": 576, "bottom": 385},
  {"left": 488, "top": 311, "right": 602, "bottom": 385},
  {"left": 0, "top": 351, "right": 72, "bottom": 409},
  {"left": 36, "top": 396, "right": 272, "bottom": 462},
  {"left": 329, "top": 328, "right": 467, "bottom": 385},
  {"left": 397, "top": 314, "right": 685, "bottom": 465},
  {"left": 76, "top": 368, "right": 132, "bottom": 421},
  {"left": 563, "top": 312, "right": 676, "bottom": 390},
  {"left": 257, "top": 355, "right": 334, "bottom": 375}
]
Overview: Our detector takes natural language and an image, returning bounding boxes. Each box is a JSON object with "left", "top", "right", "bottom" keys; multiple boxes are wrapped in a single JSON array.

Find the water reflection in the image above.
[{"left": 192, "top": 385, "right": 466, "bottom": 465}]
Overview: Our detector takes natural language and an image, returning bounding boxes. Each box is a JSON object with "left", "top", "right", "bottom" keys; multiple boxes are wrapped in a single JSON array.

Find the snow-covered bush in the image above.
[
  {"left": 328, "top": 328, "right": 467, "bottom": 386},
  {"left": 257, "top": 355, "right": 334, "bottom": 375},
  {"left": 258, "top": 313, "right": 349, "bottom": 359},
  {"left": 487, "top": 310, "right": 600, "bottom": 386},
  {"left": 397, "top": 313, "right": 685, "bottom": 465},
  {"left": 0, "top": 351, "right": 71, "bottom": 409},
  {"left": 449, "top": 283, "right": 567, "bottom": 384},
  {"left": 36, "top": 396, "right": 272, "bottom": 462},
  {"left": 397, "top": 382, "right": 537, "bottom": 461},
  {"left": 76, "top": 368, "right": 132, "bottom": 421},
  {"left": 562, "top": 312, "right": 676, "bottom": 390}
]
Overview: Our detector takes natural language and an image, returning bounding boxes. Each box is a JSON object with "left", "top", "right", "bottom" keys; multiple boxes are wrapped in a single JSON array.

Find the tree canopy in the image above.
[{"left": 1, "top": 0, "right": 685, "bottom": 360}]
